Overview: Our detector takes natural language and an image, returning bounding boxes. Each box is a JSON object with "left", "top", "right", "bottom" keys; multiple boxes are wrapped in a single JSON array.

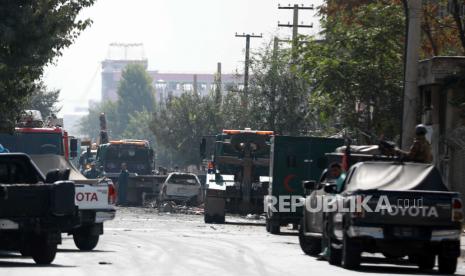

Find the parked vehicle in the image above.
[
  {"left": 299, "top": 148, "right": 394, "bottom": 256},
  {"left": 159, "top": 173, "right": 202, "bottom": 205},
  {"left": 264, "top": 136, "right": 343, "bottom": 234},
  {"left": 95, "top": 114, "right": 166, "bottom": 205},
  {"left": 323, "top": 161, "right": 461, "bottom": 273},
  {"left": 0, "top": 153, "right": 78, "bottom": 264},
  {"left": 201, "top": 129, "right": 272, "bottom": 223},
  {"left": 0, "top": 111, "right": 116, "bottom": 251}
]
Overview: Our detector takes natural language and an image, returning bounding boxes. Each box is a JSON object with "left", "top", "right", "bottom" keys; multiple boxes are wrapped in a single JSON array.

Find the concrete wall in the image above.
[{"left": 418, "top": 57, "right": 465, "bottom": 198}]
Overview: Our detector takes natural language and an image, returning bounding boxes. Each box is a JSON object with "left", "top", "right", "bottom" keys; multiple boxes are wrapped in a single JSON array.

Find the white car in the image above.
[{"left": 159, "top": 173, "right": 202, "bottom": 205}]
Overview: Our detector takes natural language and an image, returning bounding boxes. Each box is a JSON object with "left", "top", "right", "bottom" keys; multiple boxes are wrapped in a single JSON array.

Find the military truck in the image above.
[
  {"left": 94, "top": 113, "right": 165, "bottom": 205},
  {"left": 264, "top": 136, "right": 344, "bottom": 234},
  {"left": 96, "top": 140, "right": 165, "bottom": 205},
  {"left": 201, "top": 129, "right": 273, "bottom": 223}
]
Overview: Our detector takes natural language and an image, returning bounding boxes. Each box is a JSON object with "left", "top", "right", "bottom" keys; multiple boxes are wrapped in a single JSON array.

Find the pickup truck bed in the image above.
[{"left": 326, "top": 162, "right": 462, "bottom": 274}]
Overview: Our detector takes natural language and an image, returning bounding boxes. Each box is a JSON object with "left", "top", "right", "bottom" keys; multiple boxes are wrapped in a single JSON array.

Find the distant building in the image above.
[
  {"left": 102, "top": 60, "right": 241, "bottom": 103},
  {"left": 102, "top": 59, "right": 149, "bottom": 102}
]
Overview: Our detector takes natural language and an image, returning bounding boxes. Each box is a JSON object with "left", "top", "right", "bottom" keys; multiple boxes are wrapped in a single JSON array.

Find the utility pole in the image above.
[
  {"left": 278, "top": 4, "right": 314, "bottom": 52},
  {"left": 235, "top": 33, "right": 262, "bottom": 107},
  {"left": 215, "top": 62, "right": 222, "bottom": 106},
  {"left": 401, "top": 0, "right": 422, "bottom": 149},
  {"left": 193, "top": 74, "right": 198, "bottom": 95}
]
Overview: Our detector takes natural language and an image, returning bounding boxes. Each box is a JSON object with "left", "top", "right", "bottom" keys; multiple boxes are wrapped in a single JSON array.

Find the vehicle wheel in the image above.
[
  {"left": 204, "top": 213, "right": 213, "bottom": 224},
  {"left": 328, "top": 242, "right": 342, "bottom": 266},
  {"left": 438, "top": 255, "right": 457, "bottom": 274},
  {"left": 269, "top": 220, "right": 280, "bottom": 234},
  {"left": 417, "top": 253, "right": 435, "bottom": 271},
  {"left": 298, "top": 219, "right": 321, "bottom": 256},
  {"left": 341, "top": 232, "right": 361, "bottom": 270},
  {"left": 73, "top": 233, "right": 100, "bottom": 251},
  {"left": 30, "top": 237, "right": 57, "bottom": 265},
  {"left": 265, "top": 219, "right": 271, "bottom": 232}
]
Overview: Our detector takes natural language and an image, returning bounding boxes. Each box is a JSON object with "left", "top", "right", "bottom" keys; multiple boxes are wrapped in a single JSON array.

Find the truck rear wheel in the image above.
[
  {"left": 73, "top": 233, "right": 100, "bottom": 251},
  {"left": 438, "top": 254, "right": 457, "bottom": 274},
  {"left": 328, "top": 241, "right": 341, "bottom": 266},
  {"left": 204, "top": 214, "right": 225, "bottom": 224},
  {"left": 298, "top": 219, "right": 321, "bottom": 256},
  {"left": 417, "top": 254, "right": 435, "bottom": 270},
  {"left": 268, "top": 220, "right": 280, "bottom": 234},
  {"left": 30, "top": 237, "right": 57, "bottom": 265},
  {"left": 341, "top": 232, "right": 361, "bottom": 269}
]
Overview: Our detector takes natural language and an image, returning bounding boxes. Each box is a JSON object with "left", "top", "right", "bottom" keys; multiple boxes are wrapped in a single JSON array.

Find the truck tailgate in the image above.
[
  {"left": 74, "top": 183, "right": 111, "bottom": 210},
  {"left": 0, "top": 182, "right": 75, "bottom": 218},
  {"left": 355, "top": 190, "right": 458, "bottom": 227}
]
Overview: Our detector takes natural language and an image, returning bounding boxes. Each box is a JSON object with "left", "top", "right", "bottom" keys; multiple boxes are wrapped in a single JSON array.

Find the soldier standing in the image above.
[{"left": 397, "top": 124, "right": 433, "bottom": 163}]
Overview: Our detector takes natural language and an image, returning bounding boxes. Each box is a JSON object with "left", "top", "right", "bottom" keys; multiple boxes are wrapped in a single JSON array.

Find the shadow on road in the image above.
[
  {"left": 0, "top": 260, "right": 76, "bottom": 268},
  {"left": 57, "top": 249, "right": 115, "bottom": 253},
  {"left": 224, "top": 221, "right": 266, "bottom": 227}
]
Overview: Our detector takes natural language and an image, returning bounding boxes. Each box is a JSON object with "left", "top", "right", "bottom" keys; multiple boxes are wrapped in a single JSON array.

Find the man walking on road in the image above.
[{"left": 117, "top": 163, "right": 129, "bottom": 206}]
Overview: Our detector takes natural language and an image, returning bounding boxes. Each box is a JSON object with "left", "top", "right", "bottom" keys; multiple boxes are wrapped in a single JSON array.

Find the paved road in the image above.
[{"left": 1, "top": 207, "right": 465, "bottom": 276}]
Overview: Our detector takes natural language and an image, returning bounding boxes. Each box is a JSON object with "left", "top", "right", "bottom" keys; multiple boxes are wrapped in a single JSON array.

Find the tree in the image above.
[
  {"left": 300, "top": 2, "right": 405, "bottom": 141},
  {"left": 117, "top": 64, "right": 155, "bottom": 127},
  {"left": 0, "top": 0, "right": 95, "bottom": 131},
  {"left": 247, "top": 42, "right": 312, "bottom": 135},
  {"left": 79, "top": 101, "right": 120, "bottom": 141},
  {"left": 26, "top": 82, "right": 61, "bottom": 117}
]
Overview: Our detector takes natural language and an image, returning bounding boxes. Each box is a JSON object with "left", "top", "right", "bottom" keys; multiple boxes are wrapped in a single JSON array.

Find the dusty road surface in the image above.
[{"left": 1, "top": 207, "right": 465, "bottom": 276}]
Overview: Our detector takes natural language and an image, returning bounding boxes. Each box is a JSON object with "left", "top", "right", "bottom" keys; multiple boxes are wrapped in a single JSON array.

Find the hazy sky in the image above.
[{"left": 43, "top": 0, "right": 322, "bottom": 114}]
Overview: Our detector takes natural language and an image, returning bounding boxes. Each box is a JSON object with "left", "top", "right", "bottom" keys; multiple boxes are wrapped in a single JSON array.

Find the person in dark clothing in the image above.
[
  {"left": 84, "top": 163, "right": 100, "bottom": 179},
  {"left": 117, "top": 163, "right": 129, "bottom": 206}
]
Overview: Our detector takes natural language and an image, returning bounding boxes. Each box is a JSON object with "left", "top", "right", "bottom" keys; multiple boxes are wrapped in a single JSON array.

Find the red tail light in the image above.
[
  {"left": 108, "top": 182, "right": 117, "bottom": 205},
  {"left": 452, "top": 198, "right": 463, "bottom": 222}
]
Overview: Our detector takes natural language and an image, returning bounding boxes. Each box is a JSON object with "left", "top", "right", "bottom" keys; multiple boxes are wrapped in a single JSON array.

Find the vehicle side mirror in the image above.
[
  {"left": 302, "top": 180, "right": 320, "bottom": 191},
  {"left": 324, "top": 183, "right": 338, "bottom": 194},
  {"left": 45, "top": 169, "right": 60, "bottom": 183},
  {"left": 200, "top": 138, "right": 207, "bottom": 159},
  {"left": 70, "top": 138, "right": 78, "bottom": 158}
]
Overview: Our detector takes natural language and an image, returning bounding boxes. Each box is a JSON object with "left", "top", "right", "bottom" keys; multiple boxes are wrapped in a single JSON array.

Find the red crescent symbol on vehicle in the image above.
[{"left": 284, "top": 174, "right": 297, "bottom": 193}]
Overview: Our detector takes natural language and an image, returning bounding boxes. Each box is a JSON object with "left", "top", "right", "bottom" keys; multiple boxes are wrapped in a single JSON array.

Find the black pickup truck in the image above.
[
  {"left": 322, "top": 161, "right": 462, "bottom": 273},
  {"left": 0, "top": 154, "right": 78, "bottom": 264}
]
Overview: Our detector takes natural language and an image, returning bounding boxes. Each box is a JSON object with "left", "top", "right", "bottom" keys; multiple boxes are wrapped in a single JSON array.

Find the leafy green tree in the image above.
[
  {"left": 0, "top": 0, "right": 95, "bottom": 131},
  {"left": 117, "top": 64, "right": 155, "bottom": 127},
  {"left": 26, "top": 82, "right": 61, "bottom": 117},
  {"left": 79, "top": 101, "right": 120, "bottom": 141},
  {"left": 122, "top": 110, "right": 156, "bottom": 144},
  {"left": 247, "top": 42, "right": 312, "bottom": 135},
  {"left": 300, "top": 2, "right": 405, "bottom": 141}
]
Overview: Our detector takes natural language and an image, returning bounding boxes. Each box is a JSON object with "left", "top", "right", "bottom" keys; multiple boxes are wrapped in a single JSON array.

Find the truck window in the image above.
[
  {"left": 0, "top": 160, "right": 38, "bottom": 184},
  {"left": 0, "top": 133, "right": 63, "bottom": 156},
  {"left": 168, "top": 175, "right": 198, "bottom": 185}
]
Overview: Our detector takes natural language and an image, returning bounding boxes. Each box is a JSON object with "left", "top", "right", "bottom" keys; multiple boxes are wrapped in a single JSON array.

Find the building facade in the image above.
[{"left": 101, "top": 59, "right": 241, "bottom": 103}]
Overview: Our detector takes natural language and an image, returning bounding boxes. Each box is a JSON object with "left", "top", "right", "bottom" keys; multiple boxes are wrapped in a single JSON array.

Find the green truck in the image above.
[
  {"left": 201, "top": 129, "right": 273, "bottom": 223},
  {"left": 265, "top": 136, "right": 344, "bottom": 234}
]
